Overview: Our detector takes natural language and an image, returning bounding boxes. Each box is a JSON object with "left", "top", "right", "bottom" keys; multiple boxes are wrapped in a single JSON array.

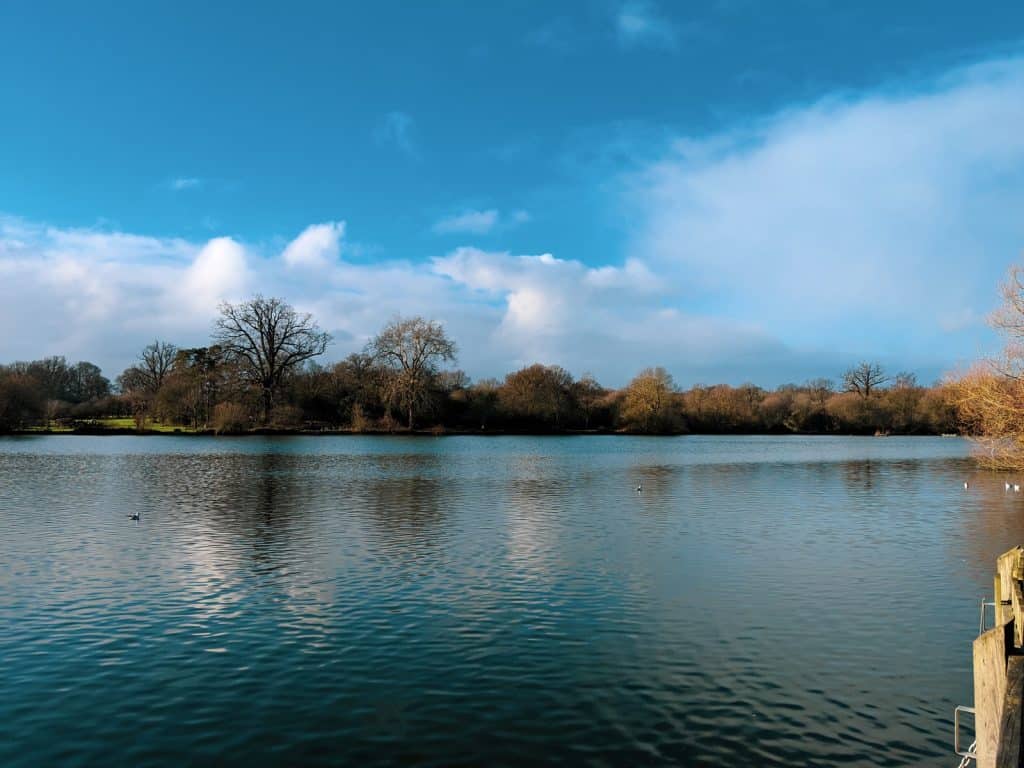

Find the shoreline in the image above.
[{"left": 3, "top": 427, "right": 963, "bottom": 438}]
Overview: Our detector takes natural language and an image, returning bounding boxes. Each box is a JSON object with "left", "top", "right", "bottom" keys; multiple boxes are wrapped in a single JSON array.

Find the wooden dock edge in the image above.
[{"left": 973, "top": 546, "right": 1024, "bottom": 768}]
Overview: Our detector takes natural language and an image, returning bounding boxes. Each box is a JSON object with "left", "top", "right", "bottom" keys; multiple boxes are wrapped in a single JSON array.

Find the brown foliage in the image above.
[
  {"left": 619, "top": 367, "right": 679, "bottom": 432},
  {"left": 212, "top": 402, "right": 251, "bottom": 435},
  {"left": 949, "top": 363, "right": 1024, "bottom": 469},
  {"left": 947, "top": 265, "right": 1024, "bottom": 469}
]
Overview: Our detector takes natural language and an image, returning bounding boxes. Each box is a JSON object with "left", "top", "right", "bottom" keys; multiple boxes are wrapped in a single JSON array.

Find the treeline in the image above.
[{"left": 0, "top": 296, "right": 957, "bottom": 435}]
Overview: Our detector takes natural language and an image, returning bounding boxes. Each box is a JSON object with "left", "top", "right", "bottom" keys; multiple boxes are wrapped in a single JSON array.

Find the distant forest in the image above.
[{"left": 0, "top": 295, "right": 958, "bottom": 436}]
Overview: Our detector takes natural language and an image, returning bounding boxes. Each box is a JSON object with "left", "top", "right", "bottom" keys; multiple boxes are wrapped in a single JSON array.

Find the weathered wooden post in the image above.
[
  {"left": 971, "top": 547, "right": 1024, "bottom": 768},
  {"left": 975, "top": 618, "right": 1014, "bottom": 767}
]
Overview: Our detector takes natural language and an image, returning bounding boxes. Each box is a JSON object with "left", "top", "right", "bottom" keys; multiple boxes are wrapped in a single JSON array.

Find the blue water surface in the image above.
[{"left": 0, "top": 435, "right": 1010, "bottom": 766}]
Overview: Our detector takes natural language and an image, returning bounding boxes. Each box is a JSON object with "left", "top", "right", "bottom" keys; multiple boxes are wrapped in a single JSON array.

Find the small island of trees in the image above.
[{"left": 0, "top": 294, "right": 960, "bottom": 436}]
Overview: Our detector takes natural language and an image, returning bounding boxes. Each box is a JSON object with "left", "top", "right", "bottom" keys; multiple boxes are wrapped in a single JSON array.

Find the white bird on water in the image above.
[
  {"left": 127, "top": 512, "right": 141, "bottom": 521},
  {"left": 964, "top": 481, "right": 969, "bottom": 490},
  {"left": 1016, "top": 485, "right": 1022, "bottom": 493}
]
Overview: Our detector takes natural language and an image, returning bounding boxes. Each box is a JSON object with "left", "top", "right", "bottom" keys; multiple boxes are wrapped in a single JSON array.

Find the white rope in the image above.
[{"left": 956, "top": 741, "right": 977, "bottom": 768}]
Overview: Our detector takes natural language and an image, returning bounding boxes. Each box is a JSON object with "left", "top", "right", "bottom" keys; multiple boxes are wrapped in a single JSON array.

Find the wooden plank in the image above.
[
  {"left": 996, "top": 656, "right": 1024, "bottom": 768},
  {"left": 998, "top": 575, "right": 1006, "bottom": 626},
  {"left": 998, "top": 549, "right": 1023, "bottom": 605},
  {"left": 976, "top": 619, "right": 1015, "bottom": 768},
  {"left": 1015, "top": 581, "right": 1024, "bottom": 649}
]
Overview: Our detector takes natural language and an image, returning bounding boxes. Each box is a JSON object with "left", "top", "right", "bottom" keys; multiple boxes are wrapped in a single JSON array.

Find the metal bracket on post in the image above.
[
  {"left": 980, "top": 598, "right": 997, "bottom": 635},
  {"left": 955, "top": 704, "right": 977, "bottom": 766}
]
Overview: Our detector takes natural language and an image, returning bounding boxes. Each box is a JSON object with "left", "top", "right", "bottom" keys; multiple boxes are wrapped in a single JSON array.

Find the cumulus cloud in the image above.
[
  {"left": 182, "top": 237, "right": 248, "bottom": 310},
  {"left": 0, "top": 214, "right": 739, "bottom": 384},
  {"left": 432, "top": 247, "right": 750, "bottom": 372},
  {"left": 282, "top": 221, "right": 345, "bottom": 270},
  {"left": 0, "top": 217, "right": 221, "bottom": 366},
  {"left": 2, "top": 54, "right": 1023, "bottom": 387}
]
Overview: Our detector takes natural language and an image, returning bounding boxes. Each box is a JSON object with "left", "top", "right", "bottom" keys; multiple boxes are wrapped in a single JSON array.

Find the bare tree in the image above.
[
  {"left": 893, "top": 371, "right": 918, "bottom": 390},
  {"left": 140, "top": 340, "right": 177, "bottom": 392},
  {"left": 117, "top": 340, "right": 177, "bottom": 402},
  {"left": 991, "top": 265, "right": 1024, "bottom": 340},
  {"left": 842, "top": 362, "right": 888, "bottom": 399},
  {"left": 951, "top": 265, "right": 1024, "bottom": 468},
  {"left": 214, "top": 296, "right": 331, "bottom": 422},
  {"left": 369, "top": 316, "right": 456, "bottom": 429},
  {"left": 805, "top": 377, "right": 834, "bottom": 407}
]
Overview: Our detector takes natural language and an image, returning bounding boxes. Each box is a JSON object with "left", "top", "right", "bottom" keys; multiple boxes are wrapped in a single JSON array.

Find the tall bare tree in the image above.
[
  {"left": 117, "top": 340, "right": 177, "bottom": 399},
  {"left": 842, "top": 362, "right": 888, "bottom": 399},
  {"left": 214, "top": 296, "right": 331, "bottom": 421},
  {"left": 369, "top": 316, "right": 456, "bottom": 429},
  {"left": 140, "top": 340, "right": 177, "bottom": 392}
]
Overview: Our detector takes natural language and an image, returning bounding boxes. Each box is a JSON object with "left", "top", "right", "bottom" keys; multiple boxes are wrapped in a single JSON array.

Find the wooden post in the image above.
[
  {"left": 975, "top": 619, "right": 1014, "bottom": 768},
  {"left": 1014, "top": 581, "right": 1024, "bottom": 650},
  {"left": 998, "top": 548, "right": 1023, "bottom": 606},
  {"left": 996, "top": 657, "right": 1024, "bottom": 768}
]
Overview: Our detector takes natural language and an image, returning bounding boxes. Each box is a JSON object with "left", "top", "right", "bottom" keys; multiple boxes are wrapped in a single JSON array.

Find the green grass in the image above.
[{"left": 88, "top": 417, "right": 199, "bottom": 433}]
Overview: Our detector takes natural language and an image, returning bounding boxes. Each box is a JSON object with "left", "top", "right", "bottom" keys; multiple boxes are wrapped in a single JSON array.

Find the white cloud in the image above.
[
  {"left": 2, "top": 55, "right": 1023, "bottom": 387},
  {"left": 432, "top": 208, "right": 530, "bottom": 235},
  {"left": 624, "top": 55, "right": 1024, "bottom": 368},
  {"left": 169, "top": 177, "right": 202, "bottom": 191},
  {"left": 282, "top": 221, "right": 345, "bottom": 270},
  {"left": 433, "top": 247, "right": 719, "bottom": 370},
  {"left": 0, "top": 214, "right": 725, "bottom": 384},
  {"left": 433, "top": 209, "right": 499, "bottom": 235},
  {"left": 182, "top": 237, "right": 248, "bottom": 311},
  {"left": 616, "top": 1, "right": 676, "bottom": 49}
]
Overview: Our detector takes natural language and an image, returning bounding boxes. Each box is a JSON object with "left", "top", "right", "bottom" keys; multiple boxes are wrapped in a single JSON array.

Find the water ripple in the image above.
[{"left": 0, "top": 435, "right": 1008, "bottom": 766}]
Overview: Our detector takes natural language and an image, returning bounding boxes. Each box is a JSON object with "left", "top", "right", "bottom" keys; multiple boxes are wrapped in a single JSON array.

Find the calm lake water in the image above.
[{"left": 0, "top": 435, "right": 1017, "bottom": 766}]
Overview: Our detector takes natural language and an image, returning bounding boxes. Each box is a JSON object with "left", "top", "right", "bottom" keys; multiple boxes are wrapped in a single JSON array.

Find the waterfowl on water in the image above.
[
  {"left": 1016, "top": 485, "right": 1021, "bottom": 493},
  {"left": 964, "top": 481, "right": 969, "bottom": 489},
  {"left": 128, "top": 512, "right": 141, "bottom": 521},
  {"left": 636, "top": 483, "right": 643, "bottom": 492},
  {"left": 1007, "top": 482, "right": 1013, "bottom": 491}
]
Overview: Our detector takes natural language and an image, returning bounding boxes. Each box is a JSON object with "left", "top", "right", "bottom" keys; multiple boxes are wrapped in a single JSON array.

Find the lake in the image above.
[{"left": 0, "top": 434, "right": 1014, "bottom": 766}]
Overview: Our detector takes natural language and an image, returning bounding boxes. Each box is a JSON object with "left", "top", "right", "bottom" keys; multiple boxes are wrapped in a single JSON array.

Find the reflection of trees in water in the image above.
[
  {"left": 126, "top": 449, "right": 309, "bottom": 574},
  {"left": 633, "top": 464, "right": 679, "bottom": 506},
  {"left": 502, "top": 472, "right": 567, "bottom": 576},
  {"left": 360, "top": 476, "right": 447, "bottom": 549},
  {"left": 841, "top": 459, "right": 876, "bottom": 493},
  {"left": 348, "top": 452, "right": 452, "bottom": 557}
]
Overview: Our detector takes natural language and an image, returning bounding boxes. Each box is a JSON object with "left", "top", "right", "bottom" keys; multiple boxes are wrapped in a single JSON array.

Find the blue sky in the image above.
[{"left": 2, "top": 1, "right": 1023, "bottom": 386}]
